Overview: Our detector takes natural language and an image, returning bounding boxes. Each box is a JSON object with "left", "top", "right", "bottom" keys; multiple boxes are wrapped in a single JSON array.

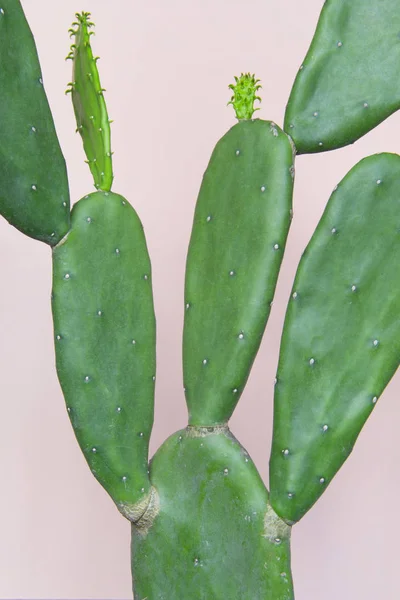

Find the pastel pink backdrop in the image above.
[{"left": 0, "top": 0, "right": 399, "bottom": 598}]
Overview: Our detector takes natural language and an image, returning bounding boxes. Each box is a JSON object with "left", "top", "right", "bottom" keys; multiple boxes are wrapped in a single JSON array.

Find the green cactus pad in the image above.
[
  {"left": 183, "top": 119, "right": 294, "bottom": 426},
  {"left": 131, "top": 428, "right": 293, "bottom": 600},
  {"left": 52, "top": 191, "right": 156, "bottom": 517},
  {"left": 269, "top": 153, "right": 400, "bottom": 523},
  {"left": 67, "top": 12, "right": 113, "bottom": 191},
  {"left": 284, "top": 0, "right": 400, "bottom": 154},
  {"left": 0, "top": 0, "right": 70, "bottom": 244}
]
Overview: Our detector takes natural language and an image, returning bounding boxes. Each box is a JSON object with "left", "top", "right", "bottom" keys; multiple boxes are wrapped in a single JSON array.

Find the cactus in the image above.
[
  {"left": 269, "top": 153, "right": 400, "bottom": 523},
  {"left": 66, "top": 12, "right": 113, "bottom": 191},
  {"left": 285, "top": 0, "right": 400, "bottom": 153},
  {"left": 183, "top": 75, "right": 294, "bottom": 426},
  {"left": 0, "top": 0, "right": 69, "bottom": 244},
  {"left": 51, "top": 190, "right": 156, "bottom": 517},
  {"left": 132, "top": 74, "right": 295, "bottom": 598},
  {"left": 52, "top": 11, "right": 156, "bottom": 520},
  {"left": 1, "top": 1, "right": 400, "bottom": 599}
]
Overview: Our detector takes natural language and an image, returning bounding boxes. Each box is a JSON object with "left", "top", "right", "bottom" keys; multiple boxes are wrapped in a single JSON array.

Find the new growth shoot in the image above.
[
  {"left": 67, "top": 12, "right": 113, "bottom": 191},
  {"left": 228, "top": 73, "right": 262, "bottom": 120}
]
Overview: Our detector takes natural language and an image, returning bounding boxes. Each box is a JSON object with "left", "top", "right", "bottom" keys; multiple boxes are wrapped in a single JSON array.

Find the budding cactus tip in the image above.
[
  {"left": 228, "top": 72, "right": 262, "bottom": 120},
  {"left": 67, "top": 9, "right": 113, "bottom": 192},
  {"left": 75, "top": 11, "right": 94, "bottom": 27},
  {"left": 67, "top": 12, "right": 95, "bottom": 64}
]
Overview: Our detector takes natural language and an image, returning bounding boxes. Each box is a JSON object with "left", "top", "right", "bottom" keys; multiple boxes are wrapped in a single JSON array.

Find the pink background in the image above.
[{"left": 0, "top": 0, "right": 399, "bottom": 597}]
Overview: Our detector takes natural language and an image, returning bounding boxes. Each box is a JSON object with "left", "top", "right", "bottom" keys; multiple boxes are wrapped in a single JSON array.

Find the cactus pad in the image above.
[
  {"left": 183, "top": 119, "right": 294, "bottom": 426},
  {"left": 284, "top": 0, "right": 400, "bottom": 153},
  {"left": 131, "top": 428, "right": 293, "bottom": 600},
  {"left": 269, "top": 153, "right": 400, "bottom": 523},
  {"left": 67, "top": 12, "right": 113, "bottom": 191},
  {"left": 52, "top": 191, "right": 156, "bottom": 517},
  {"left": 0, "top": 0, "right": 70, "bottom": 244}
]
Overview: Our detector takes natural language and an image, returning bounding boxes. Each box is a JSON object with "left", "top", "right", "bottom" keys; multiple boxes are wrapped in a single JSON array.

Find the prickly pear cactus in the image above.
[
  {"left": 52, "top": 190, "right": 156, "bottom": 515},
  {"left": 183, "top": 80, "right": 294, "bottom": 425},
  {"left": 285, "top": 0, "right": 400, "bottom": 153},
  {"left": 52, "top": 12, "right": 156, "bottom": 519},
  {"left": 131, "top": 74, "right": 295, "bottom": 599},
  {"left": 1, "top": 2, "right": 400, "bottom": 599},
  {"left": 0, "top": 0, "right": 70, "bottom": 244},
  {"left": 269, "top": 153, "right": 400, "bottom": 523}
]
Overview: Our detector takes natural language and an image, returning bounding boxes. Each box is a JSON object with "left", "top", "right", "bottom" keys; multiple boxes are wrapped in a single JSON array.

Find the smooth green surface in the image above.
[
  {"left": 270, "top": 153, "right": 400, "bottom": 523},
  {"left": 285, "top": 0, "right": 400, "bottom": 153},
  {"left": 132, "top": 429, "right": 293, "bottom": 600},
  {"left": 67, "top": 12, "right": 113, "bottom": 191},
  {"left": 0, "top": 0, "right": 70, "bottom": 244},
  {"left": 52, "top": 191, "right": 156, "bottom": 509},
  {"left": 184, "top": 119, "right": 294, "bottom": 425}
]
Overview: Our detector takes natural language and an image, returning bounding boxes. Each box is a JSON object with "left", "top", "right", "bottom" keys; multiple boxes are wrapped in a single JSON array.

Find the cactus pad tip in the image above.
[{"left": 228, "top": 73, "right": 262, "bottom": 120}]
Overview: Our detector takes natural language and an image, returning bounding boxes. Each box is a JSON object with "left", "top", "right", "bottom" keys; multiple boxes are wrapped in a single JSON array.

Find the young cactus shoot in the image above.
[
  {"left": 67, "top": 12, "right": 113, "bottom": 191},
  {"left": 228, "top": 73, "right": 262, "bottom": 120}
]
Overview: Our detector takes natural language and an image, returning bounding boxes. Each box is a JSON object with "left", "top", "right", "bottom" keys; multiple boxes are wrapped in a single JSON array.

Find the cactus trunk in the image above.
[{"left": 131, "top": 428, "right": 293, "bottom": 600}]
